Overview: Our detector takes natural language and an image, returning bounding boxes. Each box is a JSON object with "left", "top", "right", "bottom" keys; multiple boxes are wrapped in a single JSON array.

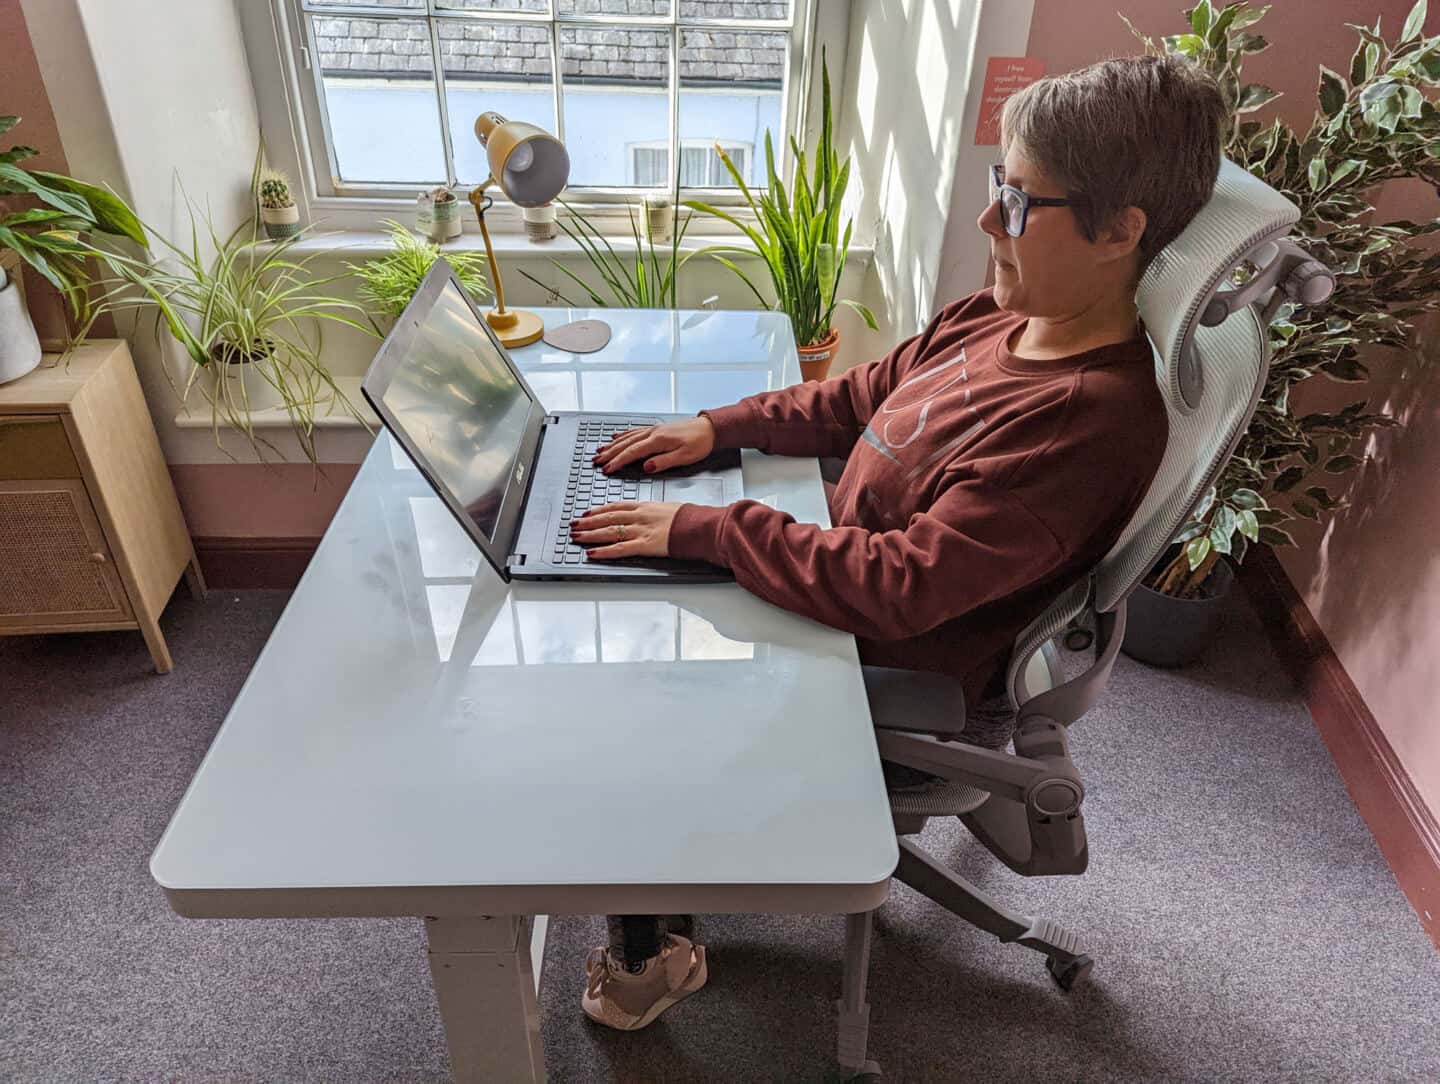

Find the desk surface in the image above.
[{"left": 150, "top": 308, "right": 897, "bottom": 918}]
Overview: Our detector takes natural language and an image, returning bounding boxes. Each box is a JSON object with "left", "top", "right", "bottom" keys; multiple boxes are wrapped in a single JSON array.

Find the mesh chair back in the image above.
[{"left": 1006, "top": 159, "right": 1301, "bottom": 706}]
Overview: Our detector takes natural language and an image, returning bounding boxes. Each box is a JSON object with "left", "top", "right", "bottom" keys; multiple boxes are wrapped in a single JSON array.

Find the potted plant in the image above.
[
  {"left": 517, "top": 194, "right": 695, "bottom": 309},
  {"left": 685, "top": 47, "right": 878, "bottom": 380},
  {"left": 88, "top": 183, "right": 376, "bottom": 465},
  {"left": 0, "top": 112, "right": 146, "bottom": 381},
  {"left": 347, "top": 219, "right": 489, "bottom": 324},
  {"left": 1118, "top": 0, "right": 1440, "bottom": 666},
  {"left": 417, "top": 184, "right": 462, "bottom": 243},
  {"left": 259, "top": 167, "right": 300, "bottom": 241}
]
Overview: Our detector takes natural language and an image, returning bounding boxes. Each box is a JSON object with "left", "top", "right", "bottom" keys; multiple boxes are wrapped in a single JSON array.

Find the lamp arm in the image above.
[{"left": 467, "top": 179, "right": 508, "bottom": 316}]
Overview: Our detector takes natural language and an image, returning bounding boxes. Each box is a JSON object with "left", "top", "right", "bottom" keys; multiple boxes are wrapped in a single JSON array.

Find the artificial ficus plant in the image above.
[{"left": 1124, "top": 0, "right": 1440, "bottom": 598}]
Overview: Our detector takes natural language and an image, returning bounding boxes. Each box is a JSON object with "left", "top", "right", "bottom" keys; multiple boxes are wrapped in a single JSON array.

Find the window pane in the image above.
[
  {"left": 559, "top": 0, "right": 671, "bottom": 15},
  {"left": 312, "top": 15, "right": 446, "bottom": 184},
  {"left": 678, "top": 28, "right": 782, "bottom": 189},
  {"left": 439, "top": 20, "right": 557, "bottom": 185},
  {"left": 437, "top": 0, "right": 547, "bottom": 11},
  {"left": 561, "top": 25, "right": 670, "bottom": 187},
  {"left": 633, "top": 147, "right": 665, "bottom": 186},
  {"left": 678, "top": 1, "right": 789, "bottom": 18},
  {"left": 308, "top": 1, "right": 423, "bottom": 8}
]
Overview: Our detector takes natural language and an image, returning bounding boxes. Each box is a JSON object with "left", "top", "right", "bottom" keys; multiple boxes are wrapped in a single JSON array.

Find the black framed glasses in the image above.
[{"left": 988, "top": 164, "right": 1079, "bottom": 238}]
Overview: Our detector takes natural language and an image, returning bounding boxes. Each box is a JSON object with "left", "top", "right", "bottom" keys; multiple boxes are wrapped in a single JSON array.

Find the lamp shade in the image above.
[{"left": 474, "top": 111, "right": 569, "bottom": 207}]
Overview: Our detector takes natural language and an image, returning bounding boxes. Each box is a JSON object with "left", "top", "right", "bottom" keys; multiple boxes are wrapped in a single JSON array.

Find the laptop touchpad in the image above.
[{"left": 660, "top": 476, "right": 724, "bottom": 506}]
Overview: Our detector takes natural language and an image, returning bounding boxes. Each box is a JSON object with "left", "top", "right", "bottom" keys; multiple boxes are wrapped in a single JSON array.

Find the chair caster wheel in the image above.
[
  {"left": 1063, "top": 627, "right": 1094, "bottom": 651},
  {"left": 1047, "top": 953, "right": 1093, "bottom": 991}
]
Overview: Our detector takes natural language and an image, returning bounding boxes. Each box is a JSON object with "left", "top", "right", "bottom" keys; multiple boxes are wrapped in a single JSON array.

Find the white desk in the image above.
[{"left": 150, "top": 308, "right": 897, "bottom": 1081}]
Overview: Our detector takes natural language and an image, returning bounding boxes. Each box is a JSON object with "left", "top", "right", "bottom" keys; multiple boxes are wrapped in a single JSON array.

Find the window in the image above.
[
  {"left": 631, "top": 140, "right": 749, "bottom": 186},
  {"left": 272, "top": 0, "right": 817, "bottom": 218}
]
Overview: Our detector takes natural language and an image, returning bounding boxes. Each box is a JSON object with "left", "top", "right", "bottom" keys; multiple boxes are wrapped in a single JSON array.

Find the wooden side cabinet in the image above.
[{"left": 0, "top": 340, "right": 204, "bottom": 673}]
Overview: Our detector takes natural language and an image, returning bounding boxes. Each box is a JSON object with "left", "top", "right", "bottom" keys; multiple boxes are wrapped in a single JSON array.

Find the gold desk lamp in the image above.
[{"left": 468, "top": 111, "right": 570, "bottom": 348}]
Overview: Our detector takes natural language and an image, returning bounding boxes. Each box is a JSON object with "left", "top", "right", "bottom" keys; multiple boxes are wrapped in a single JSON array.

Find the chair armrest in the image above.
[{"left": 875, "top": 719, "right": 1088, "bottom": 877}]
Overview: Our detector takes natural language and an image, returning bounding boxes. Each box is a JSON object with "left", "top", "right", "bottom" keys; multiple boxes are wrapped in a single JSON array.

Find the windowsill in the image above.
[
  {"left": 173, "top": 377, "right": 377, "bottom": 431},
  {"left": 284, "top": 229, "right": 874, "bottom": 262}
]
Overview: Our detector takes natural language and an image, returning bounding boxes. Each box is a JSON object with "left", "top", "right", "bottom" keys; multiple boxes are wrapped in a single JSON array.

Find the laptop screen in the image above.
[{"left": 375, "top": 280, "right": 534, "bottom": 542}]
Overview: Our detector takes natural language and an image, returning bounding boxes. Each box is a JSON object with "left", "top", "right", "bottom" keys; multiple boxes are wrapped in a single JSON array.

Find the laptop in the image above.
[{"left": 360, "top": 260, "right": 743, "bottom": 583}]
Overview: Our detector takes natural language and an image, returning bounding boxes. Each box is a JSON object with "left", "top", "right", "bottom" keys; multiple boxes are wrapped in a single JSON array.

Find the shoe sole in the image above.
[{"left": 582, "top": 947, "right": 708, "bottom": 1032}]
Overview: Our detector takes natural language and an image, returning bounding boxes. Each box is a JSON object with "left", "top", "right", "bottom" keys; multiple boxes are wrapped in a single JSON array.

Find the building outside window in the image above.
[{"left": 279, "top": 0, "right": 802, "bottom": 208}]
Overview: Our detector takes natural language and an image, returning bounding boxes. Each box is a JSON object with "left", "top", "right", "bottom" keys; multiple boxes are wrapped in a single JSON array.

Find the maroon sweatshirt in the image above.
[{"left": 668, "top": 289, "right": 1168, "bottom": 704}]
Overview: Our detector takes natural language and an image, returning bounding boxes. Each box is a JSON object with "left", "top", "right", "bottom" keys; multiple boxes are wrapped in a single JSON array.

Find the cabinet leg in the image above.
[
  {"left": 138, "top": 615, "right": 173, "bottom": 674},
  {"left": 184, "top": 554, "right": 208, "bottom": 599}
]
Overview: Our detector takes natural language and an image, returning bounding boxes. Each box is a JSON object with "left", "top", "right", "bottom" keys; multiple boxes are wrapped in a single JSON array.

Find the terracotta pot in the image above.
[{"left": 797, "top": 327, "right": 840, "bottom": 382}]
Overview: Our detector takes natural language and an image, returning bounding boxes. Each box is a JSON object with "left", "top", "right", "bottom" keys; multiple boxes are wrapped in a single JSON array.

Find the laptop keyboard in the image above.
[{"left": 554, "top": 419, "right": 647, "bottom": 564}]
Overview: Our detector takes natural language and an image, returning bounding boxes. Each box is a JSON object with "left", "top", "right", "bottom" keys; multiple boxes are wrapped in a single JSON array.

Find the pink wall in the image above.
[
  {"left": 0, "top": 0, "right": 74, "bottom": 342},
  {"left": 168, "top": 464, "right": 361, "bottom": 539},
  {"left": 1027, "top": 0, "right": 1440, "bottom": 819}
]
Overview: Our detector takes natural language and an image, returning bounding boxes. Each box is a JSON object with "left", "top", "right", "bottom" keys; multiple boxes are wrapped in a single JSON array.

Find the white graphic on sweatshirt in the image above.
[{"left": 860, "top": 345, "right": 986, "bottom": 478}]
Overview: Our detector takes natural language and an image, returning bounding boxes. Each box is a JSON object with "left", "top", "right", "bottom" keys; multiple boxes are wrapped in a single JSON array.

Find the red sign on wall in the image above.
[{"left": 974, "top": 57, "right": 1046, "bottom": 146}]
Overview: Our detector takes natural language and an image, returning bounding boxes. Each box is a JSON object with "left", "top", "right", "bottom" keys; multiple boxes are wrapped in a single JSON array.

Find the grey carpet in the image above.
[{"left": 2, "top": 584, "right": 1437, "bottom": 1083}]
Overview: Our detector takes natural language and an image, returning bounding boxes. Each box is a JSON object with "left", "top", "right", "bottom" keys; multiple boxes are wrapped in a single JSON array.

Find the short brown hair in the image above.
[{"left": 999, "top": 54, "right": 1226, "bottom": 272}]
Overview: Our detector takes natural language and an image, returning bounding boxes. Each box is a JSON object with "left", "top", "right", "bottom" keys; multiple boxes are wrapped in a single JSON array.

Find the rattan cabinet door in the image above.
[{"left": 0, "top": 478, "right": 133, "bottom": 628}]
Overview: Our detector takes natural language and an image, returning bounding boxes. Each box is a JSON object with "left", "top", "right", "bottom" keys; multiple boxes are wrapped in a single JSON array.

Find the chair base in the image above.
[{"left": 895, "top": 837, "right": 1093, "bottom": 987}]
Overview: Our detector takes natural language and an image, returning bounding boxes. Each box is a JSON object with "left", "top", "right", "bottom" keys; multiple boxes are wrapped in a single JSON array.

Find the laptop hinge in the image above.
[
  {"left": 507, "top": 553, "right": 526, "bottom": 566},
  {"left": 544, "top": 414, "right": 561, "bottom": 425}
]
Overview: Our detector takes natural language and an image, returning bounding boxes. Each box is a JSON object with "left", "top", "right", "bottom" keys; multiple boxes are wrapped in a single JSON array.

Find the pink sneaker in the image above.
[{"left": 581, "top": 934, "right": 709, "bottom": 1031}]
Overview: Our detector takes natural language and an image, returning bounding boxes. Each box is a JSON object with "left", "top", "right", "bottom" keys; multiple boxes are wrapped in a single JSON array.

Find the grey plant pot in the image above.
[
  {"left": 1120, "top": 557, "right": 1236, "bottom": 668},
  {"left": 0, "top": 273, "right": 42, "bottom": 385}
]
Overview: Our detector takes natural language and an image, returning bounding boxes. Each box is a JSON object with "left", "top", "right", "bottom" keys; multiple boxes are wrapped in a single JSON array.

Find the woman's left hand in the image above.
[{"left": 570, "top": 502, "right": 684, "bottom": 560}]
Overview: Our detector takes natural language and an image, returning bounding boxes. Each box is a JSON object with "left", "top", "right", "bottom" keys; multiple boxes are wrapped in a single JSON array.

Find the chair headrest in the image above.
[{"left": 1137, "top": 158, "right": 1299, "bottom": 412}]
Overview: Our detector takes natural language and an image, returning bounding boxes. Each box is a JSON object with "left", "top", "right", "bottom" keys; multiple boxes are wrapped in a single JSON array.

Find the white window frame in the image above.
[{"left": 240, "top": 0, "right": 849, "bottom": 235}]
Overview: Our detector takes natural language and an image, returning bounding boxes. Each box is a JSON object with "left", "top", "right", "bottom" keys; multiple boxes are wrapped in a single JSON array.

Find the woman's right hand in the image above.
[{"left": 593, "top": 416, "right": 717, "bottom": 474}]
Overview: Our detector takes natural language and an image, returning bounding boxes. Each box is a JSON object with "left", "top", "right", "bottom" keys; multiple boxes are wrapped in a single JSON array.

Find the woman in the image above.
[{"left": 573, "top": 52, "right": 1226, "bottom": 1031}]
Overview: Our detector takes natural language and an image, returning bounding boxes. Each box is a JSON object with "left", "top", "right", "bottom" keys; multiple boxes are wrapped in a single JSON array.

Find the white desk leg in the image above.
[{"left": 425, "top": 915, "right": 547, "bottom": 1083}]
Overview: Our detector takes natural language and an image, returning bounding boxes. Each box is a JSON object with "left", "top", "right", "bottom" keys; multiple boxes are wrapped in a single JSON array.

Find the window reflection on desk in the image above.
[{"left": 421, "top": 588, "right": 754, "bottom": 666}]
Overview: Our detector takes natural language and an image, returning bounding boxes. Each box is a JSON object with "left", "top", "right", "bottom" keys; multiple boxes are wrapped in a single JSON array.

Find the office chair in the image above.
[{"left": 834, "top": 159, "right": 1337, "bottom": 1077}]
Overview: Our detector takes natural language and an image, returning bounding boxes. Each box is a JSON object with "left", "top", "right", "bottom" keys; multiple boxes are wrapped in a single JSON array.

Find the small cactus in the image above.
[{"left": 259, "top": 168, "right": 294, "bottom": 210}]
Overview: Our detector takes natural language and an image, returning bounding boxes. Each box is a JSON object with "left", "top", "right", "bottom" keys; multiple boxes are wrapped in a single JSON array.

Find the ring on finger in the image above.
[{"left": 613, "top": 524, "right": 626, "bottom": 541}]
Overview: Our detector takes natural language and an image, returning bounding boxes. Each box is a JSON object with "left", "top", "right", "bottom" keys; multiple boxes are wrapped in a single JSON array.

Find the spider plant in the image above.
[
  {"left": 347, "top": 219, "right": 489, "bottom": 321},
  {"left": 683, "top": 47, "right": 877, "bottom": 348},
  {"left": 87, "top": 201, "right": 376, "bottom": 465},
  {"left": 517, "top": 195, "right": 695, "bottom": 309}
]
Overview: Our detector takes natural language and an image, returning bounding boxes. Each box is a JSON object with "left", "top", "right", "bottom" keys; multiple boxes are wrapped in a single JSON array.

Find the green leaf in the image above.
[
  {"left": 1189, "top": 1, "right": 1213, "bottom": 36},
  {"left": 1229, "top": 5, "right": 1272, "bottom": 31},
  {"left": 1402, "top": 0, "right": 1428, "bottom": 43},
  {"left": 1274, "top": 465, "right": 1306, "bottom": 491},
  {"left": 0, "top": 115, "right": 18, "bottom": 136},
  {"left": 30, "top": 171, "right": 145, "bottom": 245},
  {"left": 1328, "top": 158, "right": 1365, "bottom": 187},
  {"left": 1237, "top": 509, "right": 1260, "bottom": 541},
  {"left": 1291, "top": 498, "right": 1320, "bottom": 521},
  {"left": 1324, "top": 454, "right": 1361, "bottom": 473},
  {"left": 1366, "top": 41, "right": 1381, "bottom": 81},
  {"left": 1318, "top": 66, "right": 1349, "bottom": 116},
  {"left": 1208, "top": 525, "right": 1233, "bottom": 556},
  {"left": 0, "top": 162, "right": 91, "bottom": 219},
  {"left": 1308, "top": 157, "right": 1329, "bottom": 190},
  {"left": 1236, "top": 83, "right": 1281, "bottom": 112},
  {"left": 1185, "top": 534, "right": 1213, "bottom": 570},
  {"left": 1229, "top": 487, "right": 1265, "bottom": 510},
  {"left": 1258, "top": 525, "right": 1297, "bottom": 547},
  {"left": 1165, "top": 33, "right": 1206, "bottom": 58}
]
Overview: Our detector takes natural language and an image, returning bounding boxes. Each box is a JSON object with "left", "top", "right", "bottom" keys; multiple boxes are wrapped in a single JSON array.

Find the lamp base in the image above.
[{"left": 485, "top": 307, "right": 545, "bottom": 349}]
